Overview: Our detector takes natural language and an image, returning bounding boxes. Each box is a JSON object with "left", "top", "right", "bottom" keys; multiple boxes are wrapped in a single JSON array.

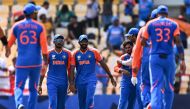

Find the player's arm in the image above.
[
  {"left": 40, "top": 26, "right": 48, "bottom": 65},
  {"left": 38, "top": 52, "right": 50, "bottom": 95},
  {"left": 132, "top": 28, "right": 143, "bottom": 77},
  {"left": 118, "top": 57, "right": 132, "bottom": 66},
  {"left": 68, "top": 52, "right": 77, "bottom": 93},
  {"left": 6, "top": 26, "right": 17, "bottom": 57},
  {"left": 174, "top": 24, "right": 186, "bottom": 73},
  {"left": 94, "top": 49, "right": 116, "bottom": 87},
  {"left": 114, "top": 59, "right": 130, "bottom": 76},
  {"left": 106, "top": 28, "right": 111, "bottom": 47},
  {"left": 141, "top": 23, "right": 150, "bottom": 46},
  {"left": 0, "top": 27, "right": 8, "bottom": 46},
  {"left": 67, "top": 51, "right": 72, "bottom": 78}
]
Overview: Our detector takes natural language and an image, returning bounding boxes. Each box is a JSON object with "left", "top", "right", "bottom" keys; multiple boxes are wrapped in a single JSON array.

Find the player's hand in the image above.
[
  {"left": 5, "top": 46, "right": 11, "bottom": 57},
  {"left": 110, "top": 77, "right": 117, "bottom": 87},
  {"left": 69, "top": 84, "right": 76, "bottom": 94},
  {"left": 180, "top": 60, "right": 186, "bottom": 74},
  {"left": 37, "top": 85, "right": 42, "bottom": 95},
  {"left": 131, "top": 77, "right": 137, "bottom": 86},
  {"left": 119, "top": 69, "right": 130, "bottom": 76},
  {"left": 117, "top": 60, "right": 122, "bottom": 64}
]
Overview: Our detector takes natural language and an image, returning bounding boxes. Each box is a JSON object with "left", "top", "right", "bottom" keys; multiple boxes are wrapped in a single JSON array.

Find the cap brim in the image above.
[
  {"left": 125, "top": 34, "right": 133, "bottom": 37},
  {"left": 79, "top": 38, "right": 88, "bottom": 42},
  {"left": 54, "top": 36, "right": 64, "bottom": 40},
  {"left": 36, "top": 6, "right": 41, "bottom": 11}
]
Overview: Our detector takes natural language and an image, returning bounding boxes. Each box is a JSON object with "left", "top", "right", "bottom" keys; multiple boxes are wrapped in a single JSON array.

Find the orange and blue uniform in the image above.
[
  {"left": 47, "top": 48, "right": 71, "bottom": 109},
  {"left": 8, "top": 18, "right": 47, "bottom": 109},
  {"left": 142, "top": 16, "right": 180, "bottom": 109},
  {"left": 71, "top": 47, "right": 102, "bottom": 109},
  {"left": 114, "top": 53, "right": 136, "bottom": 109},
  {"left": 132, "top": 26, "right": 151, "bottom": 107}
]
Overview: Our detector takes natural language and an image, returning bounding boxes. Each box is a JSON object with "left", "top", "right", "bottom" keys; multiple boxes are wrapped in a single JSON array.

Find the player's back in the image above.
[
  {"left": 12, "top": 19, "right": 45, "bottom": 67},
  {"left": 146, "top": 17, "right": 178, "bottom": 55}
]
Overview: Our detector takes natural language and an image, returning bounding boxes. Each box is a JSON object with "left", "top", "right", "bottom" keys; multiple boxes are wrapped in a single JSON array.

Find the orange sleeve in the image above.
[
  {"left": 71, "top": 50, "right": 78, "bottom": 66},
  {"left": 114, "top": 56, "right": 124, "bottom": 73},
  {"left": 67, "top": 50, "right": 72, "bottom": 76},
  {"left": 92, "top": 49, "right": 103, "bottom": 62},
  {"left": 132, "top": 28, "right": 144, "bottom": 77},
  {"left": 142, "top": 24, "right": 149, "bottom": 39},
  {"left": 8, "top": 27, "right": 16, "bottom": 48},
  {"left": 174, "top": 23, "right": 180, "bottom": 37},
  {"left": 40, "top": 25, "right": 48, "bottom": 54}
]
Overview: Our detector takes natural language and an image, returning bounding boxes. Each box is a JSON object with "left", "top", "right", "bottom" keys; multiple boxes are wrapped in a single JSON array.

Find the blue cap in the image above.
[
  {"left": 150, "top": 9, "right": 158, "bottom": 19},
  {"left": 111, "top": 16, "right": 119, "bottom": 23},
  {"left": 23, "top": 3, "right": 41, "bottom": 15},
  {"left": 53, "top": 34, "right": 64, "bottom": 41},
  {"left": 78, "top": 35, "right": 88, "bottom": 42},
  {"left": 125, "top": 28, "right": 139, "bottom": 37},
  {"left": 157, "top": 5, "right": 168, "bottom": 14}
]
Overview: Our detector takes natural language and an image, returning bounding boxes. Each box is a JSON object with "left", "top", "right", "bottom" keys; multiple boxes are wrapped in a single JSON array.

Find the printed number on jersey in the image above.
[
  {"left": 155, "top": 28, "right": 170, "bottom": 42},
  {"left": 20, "top": 30, "right": 37, "bottom": 45}
]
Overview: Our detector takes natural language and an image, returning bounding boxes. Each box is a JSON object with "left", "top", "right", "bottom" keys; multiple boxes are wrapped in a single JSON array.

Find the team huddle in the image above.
[{"left": 0, "top": 2, "right": 186, "bottom": 109}]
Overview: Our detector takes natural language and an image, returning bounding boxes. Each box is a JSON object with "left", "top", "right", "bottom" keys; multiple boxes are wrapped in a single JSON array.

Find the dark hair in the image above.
[
  {"left": 122, "top": 40, "right": 133, "bottom": 48},
  {"left": 61, "top": 4, "right": 69, "bottom": 13},
  {"left": 43, "top": 1, "right": 49, "bottom": 6}
]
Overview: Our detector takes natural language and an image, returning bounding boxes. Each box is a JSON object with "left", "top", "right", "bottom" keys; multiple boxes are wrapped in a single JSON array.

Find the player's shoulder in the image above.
[
  {"left": 88, "top": 47, "right": 99, "bottom": 53},
  {"left": 146, "top": 17, "right": 160, "bottom": 26},
  {"left": 108, "top": 25, "right": 114, "bottom": 30},
  {"left": 118, "top": 25, "right": 124, "bottom": 28},
  {"left": 62, "top": 48, "right": 72, "bottom": 55},
  {"left": 48, "top": 49, "right": 55, "bottom": 54},
  {"left": 12, "top": 19, "right": 25, "bottom": 28},
  {"left": 166, "top": 18, "right": 178, "bottom": 26},
  {"left": 72, "top": 49, "right": 80, "bottom": 56},
  {"left": 31, "top": 19, "right": 45, "bottom": 28}
]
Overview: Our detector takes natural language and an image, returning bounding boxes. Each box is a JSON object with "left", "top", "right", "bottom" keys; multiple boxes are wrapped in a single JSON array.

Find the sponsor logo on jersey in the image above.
[{"left": 52, "top": 55, "right": 56, "bottom": 59}]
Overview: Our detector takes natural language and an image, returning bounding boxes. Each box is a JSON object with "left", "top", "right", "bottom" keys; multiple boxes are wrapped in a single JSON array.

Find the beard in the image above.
[
  {"left": 80, "top": 44, "right": 88, "bottom": 50},
  {"left": 55, "top": 43, "right": 63, "bottom": 48}
]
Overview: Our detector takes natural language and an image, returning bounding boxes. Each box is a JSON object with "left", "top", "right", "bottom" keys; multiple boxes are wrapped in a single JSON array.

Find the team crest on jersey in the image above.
[
  {"left": 77, "top": 55, "right": 81, "bottom": 60},
  {"left": 52, "top": 55, "right": 56, "bottom": 59},
  {"left": 62, "top": 55, "right": 66, "bottom": 59},
  {"left": 88, "top": 55, "right": 91, "bottom": 58}
]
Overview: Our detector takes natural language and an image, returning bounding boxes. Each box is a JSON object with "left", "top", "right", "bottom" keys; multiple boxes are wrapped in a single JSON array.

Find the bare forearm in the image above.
[
  {"left": 100, "top": 61, "right": 113, "bottom": 78},
  {"left": 69, "top": 66, "right": 75, "bottom": 84},
  {"left": 175, "top": 36, "right": 185, "bottom": 60},
  {"left": 39, "top": 75, "right": 45, "bottom": 86},
  {"left": 42, "top": 54, "right": 48, "bottom": 64}
]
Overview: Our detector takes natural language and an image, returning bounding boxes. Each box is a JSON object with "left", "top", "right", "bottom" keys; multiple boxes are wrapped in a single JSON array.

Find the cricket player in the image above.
[
  {"left": 114, "top": 40, "right": 136, "bottom": 109},
  {"left": 119, "top": 27, "right": 144, "bottom": 109},
  {"left": 141, "top": 5, "right": 186, "bottom": 109},
  {"left": 69, "top": 35, "right": 116, "bottom": 109},
  {"left": 38, "top": 34, "right": 71, "bottom": 109},
  {"left": 6, "top": 3, "right": 48, "bottom": 109},
  {"left": 131, "top": 9, "right": 158, "bottom": 108}
]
